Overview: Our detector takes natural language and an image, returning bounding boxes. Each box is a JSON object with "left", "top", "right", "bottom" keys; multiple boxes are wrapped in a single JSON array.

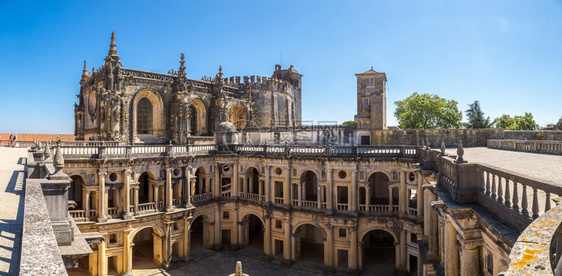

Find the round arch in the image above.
[
  {"left": 132, "top": 88, "right": 165, "bottom": 142},
  {"left": 240, "top": 211, "right": 265, "bottom": 226},
  {"left": 366, "top": 171, "right": 392, "bottom": 182},
  {"left": 135, "top": 170, "right": 157, "bottom": 183},
  {"left": 69, "top": 175, "right": 86, "bottom": 210},
  {"left": 292, "top": 221, "right": 327, "bottom": 239},
  {"left": 360, "top": 228, "right": 398, "bottom": 274},
  {"left": 359, "top": 227, "right": 399, "bottom": 243},
  {"left": 130, "top": 224, "right": 165, "bottom": 239},
  {"left": 188, "top": 98, "right": 207, "bottom": 135}
]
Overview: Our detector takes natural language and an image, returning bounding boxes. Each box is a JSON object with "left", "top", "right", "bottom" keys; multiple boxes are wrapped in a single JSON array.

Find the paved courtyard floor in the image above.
[
  {"left": 0, "top": 147, "right": 27, "bottom": 275},
  {"left": 445, "top": 147, "right": 562, "bottom": 185}
]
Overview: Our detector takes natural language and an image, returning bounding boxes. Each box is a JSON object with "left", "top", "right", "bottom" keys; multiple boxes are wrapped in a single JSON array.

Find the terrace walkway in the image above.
[
  {"left": 0, "top": 147, "right": 27, "bottom": 275},
  {"left": 445, "top": 147, "right": 562, "bottom": 186}
]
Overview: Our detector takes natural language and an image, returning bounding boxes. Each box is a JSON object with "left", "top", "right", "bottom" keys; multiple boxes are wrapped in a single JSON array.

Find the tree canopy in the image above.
[
  {"left": 495, "top": 112, "right": 539, "bottom": 130},
  {"left": 394, "top": 93, "right": 463, "bottom": 129},
  {"left": 342, "top": 120, "right": 357, "bottom": 126},
  {"left": 465, "top": 100, "right": 495, "bottom": 128}
]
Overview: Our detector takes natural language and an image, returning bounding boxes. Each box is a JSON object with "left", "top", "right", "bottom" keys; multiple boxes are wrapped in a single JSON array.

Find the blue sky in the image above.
[{"left": 1, "top": 1, "right": 561, "bottom": 134}]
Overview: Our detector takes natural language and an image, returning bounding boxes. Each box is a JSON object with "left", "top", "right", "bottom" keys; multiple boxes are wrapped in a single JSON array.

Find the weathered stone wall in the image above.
[{"left": 371, "top": 129, "right": 506, "bottom": 147}]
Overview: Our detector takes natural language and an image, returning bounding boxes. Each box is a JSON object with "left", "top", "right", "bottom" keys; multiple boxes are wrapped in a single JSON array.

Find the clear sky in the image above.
[{"left": 1, "top": 1, "right": 561, "bottom": 134}]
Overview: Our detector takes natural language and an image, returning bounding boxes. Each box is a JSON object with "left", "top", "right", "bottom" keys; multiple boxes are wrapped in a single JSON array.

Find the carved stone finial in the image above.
[
  {"left": 53, "top": 143, "right": 64, "bottom": 170},
  {"left": 219, "top": 65, "right": 223, "bottom": 75},
  {"left": 440, "top": 141, "right": 446, "bottom": 156},
  {"left": 426, "top": 138, "right": 430, "bottom": 149},
  {"left": 106, "top": 31, "right": 121, "bottom": 64},
  {"left": 456, "top": 140, "right": 466, "bottom": 163},
  {"left": 44, "top": 143, "right": 52, "bottom": 159},
  {"left": 371, "top": 66, "right": 374, "bottom": 70},
  {"left": 235, "top": 261, "right": 242, "bottom": 276},
  {"left": 111, "top": 31, "right": 116, "bottom": 45}
]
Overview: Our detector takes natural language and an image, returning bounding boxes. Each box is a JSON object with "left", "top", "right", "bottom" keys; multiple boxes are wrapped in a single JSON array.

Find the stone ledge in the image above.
[
  {"left": 502, "top": 205, "right": 562, "bottom": 275},
  {"left": 20, "top": 178, "right": 67, "bottom": 276}
]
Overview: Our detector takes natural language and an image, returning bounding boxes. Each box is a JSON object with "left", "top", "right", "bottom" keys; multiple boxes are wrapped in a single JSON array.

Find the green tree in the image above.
[
  {"left": 342, "top": 120, "right": 357, "bottom": 126},
  {"left": 465, "top": 100, "right": 495, "bottom": 128},
  {"left": 394, "top": 93, "right": 463, "bottom": 129},
  {"left": 495, "top": 112, "right": 539, "bottom": 130}
]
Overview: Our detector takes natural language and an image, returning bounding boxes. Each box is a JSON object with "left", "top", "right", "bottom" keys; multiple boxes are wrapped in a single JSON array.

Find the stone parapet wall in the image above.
[
  {"left": 20, "top": 178, "right": 67, "bottom": 276},
  {"left": 371, "top": 129, "right": 505, "bottom": 147}
]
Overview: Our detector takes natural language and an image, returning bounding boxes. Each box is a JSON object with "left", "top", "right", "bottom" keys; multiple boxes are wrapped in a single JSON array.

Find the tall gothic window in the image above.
[
  {"left": 189, "top": 105, "right": 197, "bottom": 135},
  {"left": 137, "top": 98, "right": 153, "bottom": 135}
]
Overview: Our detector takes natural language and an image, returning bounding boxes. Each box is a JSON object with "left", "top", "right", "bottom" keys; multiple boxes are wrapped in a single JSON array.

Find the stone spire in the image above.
[
  {"left": 82, "top": 60, "right": 89, "bottom": 78},
  {"left": 178, "top": 53, "right": 186, "bottom": 78},
  {"left": 105, "top": 31, "right": 121, "bottom": 65},
  {"left": 173, "top": 53, "right": 188, "bottom": 92}
]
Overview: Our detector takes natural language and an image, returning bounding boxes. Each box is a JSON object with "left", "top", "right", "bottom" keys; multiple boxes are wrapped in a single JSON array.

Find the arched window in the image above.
[
  {"left": 190, "top": 105, "right": 197, "bottom": 135},
  {"left": 137, "top": 98, "right": 153, "bottom": 135}
]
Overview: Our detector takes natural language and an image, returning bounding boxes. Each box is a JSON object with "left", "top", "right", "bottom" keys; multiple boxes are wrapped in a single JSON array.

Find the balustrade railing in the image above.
[
  {"left": 274, "top": 197, "right": 284, "bottom": 204},
  {"left": 69, "top": 210, "right": 86, "bottom": 219},
  {"left": 301, "top": 200, "right": 318, "bottom": 208},
  {"left": 437, "top": 152, "right": 562, "bottom": 232},
  {"left": 488, "top": 139, "right": 562, "bottom": 155},
  {"left": 173, "top": 199, "right": 181, "bottom": 206},
  {"left": 138, "top": 202, "right": 156, "bottom": 212},
  {"left": 240, "top": 192, "right": 261, "bottom": 201},
  {"left": 336, "top": 203, "right": 348, "bottom": 210},
  {"left": 221, "top": 191, "right": 232, "bottom": 198},
  {"left": 193, "top": 193, "right": 211, "bottom": 202},
  {"left": 129, "top": 205, "right": 134, "bottom": 213},
  {"left": 88, "top": 209, "right": 97, "bottom": 218},
  {"left": 107, "top": 207, "right": 119, "bottom": 217},
  {"left": 158, "top": 202, "right": 164, "bottom": 210},
  {"left": 408, "top": 207, "right": 418, "bottom": 216}
]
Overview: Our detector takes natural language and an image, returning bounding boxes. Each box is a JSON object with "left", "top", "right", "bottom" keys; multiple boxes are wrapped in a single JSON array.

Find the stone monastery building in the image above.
[{"left": 21, "top": 32, "right": 562, "bottom": 276}]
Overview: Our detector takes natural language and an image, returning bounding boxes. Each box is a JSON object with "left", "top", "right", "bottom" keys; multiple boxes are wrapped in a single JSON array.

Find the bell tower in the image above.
[{"left": 354, "top": 67, "right": 387, "bottom": 129}]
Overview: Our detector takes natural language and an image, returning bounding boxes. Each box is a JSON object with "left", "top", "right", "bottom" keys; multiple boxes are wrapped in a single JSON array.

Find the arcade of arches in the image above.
[{"left": 66, "top": 156, "right": 432, "bottom": 276}]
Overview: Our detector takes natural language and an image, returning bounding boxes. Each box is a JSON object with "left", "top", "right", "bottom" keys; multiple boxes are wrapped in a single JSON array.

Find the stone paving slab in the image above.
[
  {"left": 445, "top": 147, "right": 562, "bottom": 186},
  {"left": 0, "top": 147, "right": 27, "bottom": 275}
]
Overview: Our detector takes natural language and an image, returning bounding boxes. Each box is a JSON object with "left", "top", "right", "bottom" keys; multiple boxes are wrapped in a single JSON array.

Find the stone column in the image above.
[
  {"left": 214, "top": 165, "right": 220, "bottom": 197},
  {"left": 166, "top": 167, "right": 174, "bottom": 212},
  {"left": 460, "top": 240, "right": 480, "bottom": 276},
  {"left": 154, "top": 183, "right": 160, "bottom": 211},
  {"left": 232, "top": 164, "right": 239, "bottom": 197},
  {"left": 214, "top": 205, "right": 221, "bottom": 248},
  {"left": 444, "top": 216, "right": 459, "bottom": 276},
  {"left": 417, "top": 171, "right": 423, "bottom": 221},
  {"left": 326, "top": 168, "right": 333, "bottom": 210},
  {"left": 351, "top": 170, "right": 357, "bottom": 211},
  {"left": 349, "top": 225, "right": 358, "bottom": 270},
  {"left": 316, "top": 185, "right": 321, "bottom": 208},
  {"left": 184, "top": 167, "right": 193, "bottom": 207},
  {"left": 83, "top": 190, "right": 90, "bottom": 217},
  {"left": 265, "top": 166, "right": 271, "bottom": 203},
  {"left": 365, "top": 186, "right": 370, "bottom": 209},
  {"left": 284, "top": 164, "right": 291, "bottom": 204},
  {"left": 264, "top": 215, "right": 271, "bottom": 255},
  {"left": 399, "top": 229, "right": 407, "bottom": 272},
  {"left": 283, "top": 219, "right": 291, "bottom": 260},
  {"left": 98, "top": 172, "right": 107, "bottom": 222},
  {"left": 233, "top": 206, "right": 239, "bottom": 246},
  {"left": 183, "top": 217, "right": 191, "bottom": 259},
  {"left": 389, "top": 187, "right": 393, "bottom": 209},
  {"left": 123, "top": 228, "right": 133, "bottom": 276},
  {"left": 298, "top": 182, "right": 302, "bottom": 206},
  {"left": 99, "top": 240, "right": 107, "bottom": 276},
  {"left": 324, "top": 224, "right": 334, "bottom": 267},
  {"left": 399, "top": 171, "right": 407, "bottom": 214},
  {"left": 258, "top": 180, "right": 263, "bottom": 200},
  {"left": 133, "top": 187, "right": 139, "bottom": 215},
  {"left": 163, "top": 221, "right": 173, "bottom": 268},
  {"left": 123, "top": 168, "right": 133, "bottom": 219}
]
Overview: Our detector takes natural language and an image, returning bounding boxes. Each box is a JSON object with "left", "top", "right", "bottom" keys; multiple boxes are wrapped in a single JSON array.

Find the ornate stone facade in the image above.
[{"left": 74, "top": 33, "right": 302, "bottom": 144}]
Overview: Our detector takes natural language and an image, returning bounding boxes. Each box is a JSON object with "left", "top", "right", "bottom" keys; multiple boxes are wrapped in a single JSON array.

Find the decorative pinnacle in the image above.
[
  {"left": 81, "top": 60, "right": 89, "bottom": 79},
  {"left": 440, "top": 141, "right": 446, "bottom": 156},
  {"left": 456, "top": 140, "right": 465, "bottom": 163},
  {"left": 111, "top": 31, "right": 116, "bottom": 46},
  {"left": 106, "top": 31, "right": 120, "bottom": 63},
  {"left": 53, "top": 143, "right": 64, "bottom": 169},
  {"left": 371, "top": 66, "right": 374, "bottom": 70},
  {"left": 219, "top": 65, "right": 223, "bottom": 74}
]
